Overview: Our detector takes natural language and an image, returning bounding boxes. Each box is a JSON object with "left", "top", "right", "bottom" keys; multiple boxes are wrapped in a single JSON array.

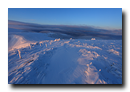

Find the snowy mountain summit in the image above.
[{"left": 8, "top": 25, "right": 122, "bottom": 84}]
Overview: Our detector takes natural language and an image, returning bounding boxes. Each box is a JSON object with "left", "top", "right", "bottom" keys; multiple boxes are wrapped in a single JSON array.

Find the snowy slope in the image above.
[{"left": 8, "top": 28, "right": 122, "bottom": 84}]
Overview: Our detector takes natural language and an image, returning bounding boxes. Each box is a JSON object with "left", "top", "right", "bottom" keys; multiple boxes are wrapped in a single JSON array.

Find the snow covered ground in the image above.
[{"left": 8, "top": 28, "right": 122, "bottom": 84}]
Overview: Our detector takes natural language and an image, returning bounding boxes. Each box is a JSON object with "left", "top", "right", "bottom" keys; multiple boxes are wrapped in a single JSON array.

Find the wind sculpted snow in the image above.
[{"left": 8, "top": 28, "right": 122, "bottom": 84}]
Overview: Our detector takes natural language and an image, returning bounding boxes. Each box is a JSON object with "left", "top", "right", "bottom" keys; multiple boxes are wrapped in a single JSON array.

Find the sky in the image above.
[{"left": 8, "top": 8, "right": 122, "bottom": 30}]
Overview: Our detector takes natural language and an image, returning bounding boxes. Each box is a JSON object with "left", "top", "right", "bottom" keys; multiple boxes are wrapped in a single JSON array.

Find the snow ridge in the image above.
[{"left": 8, "top": 35, "right": 122, "bottom": 84}]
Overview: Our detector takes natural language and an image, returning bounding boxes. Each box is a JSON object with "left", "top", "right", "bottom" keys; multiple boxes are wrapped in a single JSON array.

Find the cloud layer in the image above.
[{"left": 8, "top": 20, "right": 122, "bottom": 40}]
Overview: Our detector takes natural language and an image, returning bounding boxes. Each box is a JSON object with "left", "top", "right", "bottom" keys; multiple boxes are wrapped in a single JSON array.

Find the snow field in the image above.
[{"left": 8, "top": 34, "right": 122, "bottom": 84}]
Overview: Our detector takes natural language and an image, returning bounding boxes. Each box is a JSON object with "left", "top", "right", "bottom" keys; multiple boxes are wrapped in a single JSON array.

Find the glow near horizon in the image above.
[{"left": 8, "top": 8, "right": 122, "bottom": 30}]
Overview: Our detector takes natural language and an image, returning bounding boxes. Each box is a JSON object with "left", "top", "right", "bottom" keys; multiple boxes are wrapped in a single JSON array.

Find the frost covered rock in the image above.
[
  {"left": 91, "top": 38, "right": 96, "bottom": 40},
  {"left": 54, "top": 38, "right": 60, "bottom": 41},
  {"left": 18, "top": 49, "right": 21, "bottom": 59}
]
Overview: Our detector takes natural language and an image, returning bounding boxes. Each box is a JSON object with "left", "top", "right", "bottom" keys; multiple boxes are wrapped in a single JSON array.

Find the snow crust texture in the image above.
[{"left": 8, "top": 29, "right": 122, "bottom": 84}]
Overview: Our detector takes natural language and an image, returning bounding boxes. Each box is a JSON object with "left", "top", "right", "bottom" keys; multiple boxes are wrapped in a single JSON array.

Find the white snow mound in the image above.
[{"left": 8, "top": 35, "right": 32, "bottom": 51}]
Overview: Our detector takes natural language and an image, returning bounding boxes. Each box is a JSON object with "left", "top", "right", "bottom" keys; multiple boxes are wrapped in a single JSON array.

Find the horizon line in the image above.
[{"left": 8, "top": 19, "right": 122, "bottom": 31}]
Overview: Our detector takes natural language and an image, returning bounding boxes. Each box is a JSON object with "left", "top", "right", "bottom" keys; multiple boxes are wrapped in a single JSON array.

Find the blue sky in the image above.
[{"left": 8, "top": 8, "right": 122, "bottom": 29}]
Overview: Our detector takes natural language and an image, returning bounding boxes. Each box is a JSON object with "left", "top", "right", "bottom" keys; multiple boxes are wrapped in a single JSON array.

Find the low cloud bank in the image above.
[{"left": 8, "top": 20, "right": 122, "bottom": 40}]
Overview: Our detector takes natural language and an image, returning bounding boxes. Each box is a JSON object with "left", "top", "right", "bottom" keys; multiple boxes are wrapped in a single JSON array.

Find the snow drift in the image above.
[{"left": 8, "top": 35, "right": 31, "bottom": 51}]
